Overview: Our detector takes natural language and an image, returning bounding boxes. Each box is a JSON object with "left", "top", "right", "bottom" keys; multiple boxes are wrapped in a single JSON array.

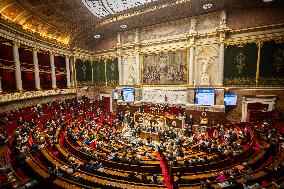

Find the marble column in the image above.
[
  {"left": 135, "top": 48, "right": 140, "bottom": 85},
  {"left": 33, "top": 49, "right": 41, "bottom": 90},
  {"left": 13, "top": 44, "right": 23, "bottom": 91},
  {"left": 189, "top": 46, "right": 194, "bottom": 85},
  {"left": 218, "top": 32, "right": 225, "bottom": 86},
  {"left": 118, "top": 51, "right": 123, "bottom": 85},
  {"left": 218, "top": 42, "right": 225, "bottom": 85},
  {"left": 65, "top": 56, "right": 71, "bottom": 88},
  {"left": 50, "top": 54, "right": 56, "bottom": 89},
  {"left": 0, "top": 76, "right": 2, "bottom": 92},
  {"left": 70, "top": 56, "right": 75, "bottom": 87}
]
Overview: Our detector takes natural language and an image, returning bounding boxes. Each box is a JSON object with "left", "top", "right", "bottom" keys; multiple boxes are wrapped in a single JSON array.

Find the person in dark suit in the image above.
[{"left": 188, "top": 115, "right": 194, "bottom": 126}]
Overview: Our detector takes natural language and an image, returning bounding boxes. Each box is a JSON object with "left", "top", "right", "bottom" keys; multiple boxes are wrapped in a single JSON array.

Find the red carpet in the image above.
[{"left": 156, "top": 152, "right": 174, "bottom": 189}]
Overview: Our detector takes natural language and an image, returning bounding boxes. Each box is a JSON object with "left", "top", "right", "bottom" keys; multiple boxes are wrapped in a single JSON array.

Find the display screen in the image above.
[
  {"left": 224, "top": 94, "right": 237, "bottom": 106},
  {"left": 113, "top": 91, "right": 119, "bottom": 100},
  {"left": 122, "top": 88, "right": 135, "bottom": 102},
  {"left": 195, "top": 89, "right": 215, "bottom": 105}
]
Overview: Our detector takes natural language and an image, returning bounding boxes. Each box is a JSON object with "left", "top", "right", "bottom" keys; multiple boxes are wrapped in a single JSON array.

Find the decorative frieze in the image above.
[
  {"left": 0, "top": 88, "right": 76, "bottom": 103},
  {"left": 142, "top": 89, "right": 188, "bottom": 104}
]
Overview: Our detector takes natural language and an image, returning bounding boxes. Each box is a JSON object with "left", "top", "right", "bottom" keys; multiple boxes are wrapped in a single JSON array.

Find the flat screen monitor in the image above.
[
  {"left": 195, "top": 89, "right": 215, "bottom": 105},
  {"left": 224, "top": 94, "right": 237, "bottom": 106},
  {"left": 122, "top": 88, "right": 135, "bottom": 102},
  {"left": 113, "top": 91, "right": 119, "bottom": 100}
]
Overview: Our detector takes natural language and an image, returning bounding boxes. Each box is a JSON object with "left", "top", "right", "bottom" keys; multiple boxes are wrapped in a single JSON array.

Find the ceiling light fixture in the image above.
[
  {"left": 94, "top": 34, "right": 100, "bottom": 38},
  {"left": 203, "top": 3, "right": 213, "bottom": 10},
  {"left": 263, "top": 0, "right": 273, "bottom": 2},
  {"left": 120, "top": 24, "right": 127, "bottom": 29}
]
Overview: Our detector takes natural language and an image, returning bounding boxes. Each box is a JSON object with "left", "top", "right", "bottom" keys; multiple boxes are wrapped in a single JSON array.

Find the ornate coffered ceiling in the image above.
[{"left": 0, "top": 0, "right": 283, "bottom": 51}]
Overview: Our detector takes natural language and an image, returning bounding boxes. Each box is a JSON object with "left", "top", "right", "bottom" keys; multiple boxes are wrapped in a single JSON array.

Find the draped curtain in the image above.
[
  {"left": 19, "top": 48, "right": 35, "bottom": 91},
  {"left": 38, "top": 52, "right": 52, "bottom": 90},
  {"left": 55, "top": 56, "right": 67, "bottom": 89},
  {"left": 0, "top": 44, "right": 15, "bottom": 92}
]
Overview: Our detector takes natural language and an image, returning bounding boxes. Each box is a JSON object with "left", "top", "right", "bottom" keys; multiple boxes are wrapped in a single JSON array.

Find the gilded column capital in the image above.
[
  {"left": 219, "top": 32, "right": 226, "bottom": 44},
  {"left": 32, "top": 46, "right": 39, "bottom": 52},
  {"left": 255, "top": 40, "right": 264, "bottom": 47},
  {"left": 117, "top": 49, "right": 123, "bottom": 56},
  {"left": 117, "top": 33, "right": 121, "bottom": 46},
  {"left": 12, "top": 40, "right": 20, "bottom": 47},
  {"left": 135, "top": 46, "right": 141, "bottom": 54},
  {"left": 48, "top": 50, "right": 55, "bottom": 55}
]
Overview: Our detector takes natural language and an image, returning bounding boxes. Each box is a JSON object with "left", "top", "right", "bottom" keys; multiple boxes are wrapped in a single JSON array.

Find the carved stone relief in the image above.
[
  {"left": 190, "top": 18, "right": 197, "bottom": 32},
  {"left": 139, "top": 18, "right": 191, "bottom": 42},
  {"left": 195, "top": 46, "right": 218, "bottom": 85},
  {"left": 142, "top": 89, "right": 187, "bottom": 104},
  {"left": 122, "top": 55, "right": 136, "bottom": 85},
  {"left": 121, "top": 31, "right": 135, "bottom": 44},
  {"left": 196, "top": 12, "right": 219, "bottom": 33},
  {"left": 219, "top": 10, "right": 227, "bottom": 29}
]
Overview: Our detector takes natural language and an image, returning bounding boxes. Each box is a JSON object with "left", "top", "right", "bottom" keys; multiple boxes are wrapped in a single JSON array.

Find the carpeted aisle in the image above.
[{"left": 156, "top": 151, "right": 174, "bottom": 189}]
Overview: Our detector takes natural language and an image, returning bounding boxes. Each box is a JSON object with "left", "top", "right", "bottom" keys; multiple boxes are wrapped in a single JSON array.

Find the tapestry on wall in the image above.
[
  {"left": 259, "top": 41, "right": 284, "bottom": 85},
  {"left": 93, "top": 60, "right": 105, "bottom": 86},
  {"left": 106, "top": 58, "right": 119, "bottom": 86},
  {"left": 75, "top": 59, "right": 92, "bottom": 85},
  {"left": 143, "top": 50, "right": 187, "bottom": 85},
  {"left": 224, "top": 43, "right": 258, "bottom": 85}
]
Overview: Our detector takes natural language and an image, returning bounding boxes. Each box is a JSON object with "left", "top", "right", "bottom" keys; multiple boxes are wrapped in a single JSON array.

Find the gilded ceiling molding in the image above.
[
  {"left": 225, "top": 23, "right": 284, "bottom": 46},
  {"left": 0, "top": 14, "right": 70, "bottom": 45},
  {"left": 225, "top": 33, "right": 284, "bottom": 47},
  {"left": 0, "top": 18, "right": 71, "bottom": 56},
  {"left": 230, "top": 23, "right": 284, "bottom": 35},
  {"left": 119, "top": 31, "right": 223, "bottom": 51},
  {"left": 0, "top": 1, "right": 70, "bottom": 45}
]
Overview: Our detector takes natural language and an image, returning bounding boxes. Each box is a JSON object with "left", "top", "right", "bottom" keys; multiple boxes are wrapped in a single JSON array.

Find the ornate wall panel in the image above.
[
  {"left": 93, "top": 60, "right": 105, "bottom": 86},
  {"left": 195, "top": 11, "right": 219, "bottom": 34},
  {"left": 224, "top": 43, "right": 258, "bottom": 86},
  {"left": 106, "top": 58, "right": 119, "bottom": 86},
  {"left": 121, "top": 31, "right": 135, "bottom": 44},
  {"left": 195, "top": 45, "right": 218, "bottom": 85},
  {"left": 142, "top": 50, "right": 187, "bottom": 85},
  {"left": 142, "top": 89, "right": 187, "bottom": 104},
  {"left": 138, "top": 18, "right": 191, "bottom": 42},
  {"left": 123, "top": 55, "right": 136, "bottom": 85},
  {"left": 75, "top": 59, "right": 92, "bottom": 85},
  {"left": 259, "top": 41, "right": 284, "bottom": 86}
]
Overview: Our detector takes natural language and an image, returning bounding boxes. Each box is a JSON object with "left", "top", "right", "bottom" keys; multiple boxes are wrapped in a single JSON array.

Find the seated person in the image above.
[{"left": 200, "top": 111, "right": 208, "bottom": 125}]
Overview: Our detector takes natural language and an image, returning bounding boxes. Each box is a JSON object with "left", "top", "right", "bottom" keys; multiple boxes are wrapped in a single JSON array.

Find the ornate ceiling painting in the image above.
[
  {"left": 0, "top": 0, "right": 283, "bottom": 50},
  {"left": 82, "top": 0, "right": 159, "bottom": 18}
]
